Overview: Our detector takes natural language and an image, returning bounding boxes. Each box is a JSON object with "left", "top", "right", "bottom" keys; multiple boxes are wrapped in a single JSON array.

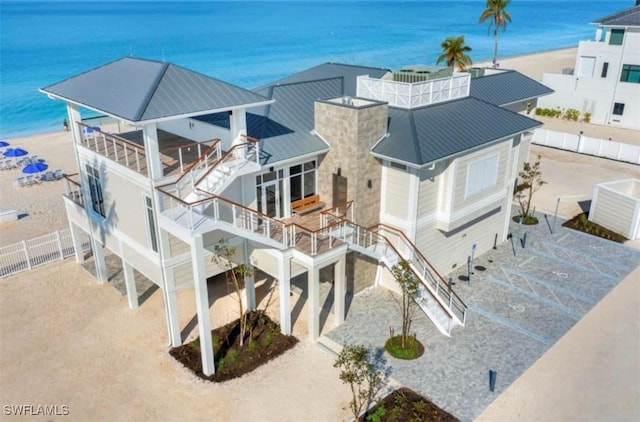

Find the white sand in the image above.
[{"left": 1, "top": 46, "right": 639, "bottom": 421}]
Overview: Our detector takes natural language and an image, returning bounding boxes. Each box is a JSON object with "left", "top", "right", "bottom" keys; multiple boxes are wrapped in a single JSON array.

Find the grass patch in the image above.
[
  {"left": 512, "top": 214, "right": 539, "bottom": 225},
  {"left": 562, "top": 212, "right": 627, "bottom": 243},
  {"left": 362, "top": 387, "right": 459, "bottom": 422},
  {"left": 169, "top": 310, "right": 298, "bottom": 382},
  {"left": 384, "top": 335, "right": 424, "bottom": 360}
]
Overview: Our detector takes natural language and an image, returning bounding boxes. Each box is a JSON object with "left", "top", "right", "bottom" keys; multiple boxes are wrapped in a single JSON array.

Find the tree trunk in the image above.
[{"left": 493, "top": 28, "right": 499, "bottom": 65}]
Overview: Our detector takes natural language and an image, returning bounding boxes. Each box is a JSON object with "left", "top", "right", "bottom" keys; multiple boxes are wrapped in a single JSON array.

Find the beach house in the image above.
[
  {"left": 538, "top": 3, "right": 640, "bottom": 129},
  {"left": 41, "top": 58, "right": 550, "bottom": 375}
]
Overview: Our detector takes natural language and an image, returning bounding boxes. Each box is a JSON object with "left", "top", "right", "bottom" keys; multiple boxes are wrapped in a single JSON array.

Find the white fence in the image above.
[
  {"left": 0, "top": 229, "right": 91, "bottom": 278},
  {"left": 532, "top": 128, "right": 640, "bottom": 165}
]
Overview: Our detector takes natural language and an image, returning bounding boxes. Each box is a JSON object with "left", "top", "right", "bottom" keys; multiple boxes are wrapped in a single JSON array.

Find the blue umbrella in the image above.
[
  {"left": 0, "top": 140, "right": 9, "bottom": 147},
  {"left": 22, "top": 162, "right": 48, "bottom": 174},
  {"left": 3, "top": 147, "right": 28, "bottom": 157}
]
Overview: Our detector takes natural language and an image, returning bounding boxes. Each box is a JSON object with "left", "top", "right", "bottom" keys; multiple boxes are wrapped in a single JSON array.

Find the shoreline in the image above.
[{"left": 0, "top": 46, "right": 580, "bottom": 139}]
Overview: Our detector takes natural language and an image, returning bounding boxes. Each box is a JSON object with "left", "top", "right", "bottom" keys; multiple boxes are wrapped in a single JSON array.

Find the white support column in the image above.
[
  {"left": 91, "top": 236, "right": 108, "bottom": 283},
  {"left": 243, "top": 239, "right": 256, "bottom": 311},
  {"left": 308, "top": 266, "right": 320, "bottom": 341},
  {"left": 334, "top": 256, "right": 346, "bottom": 326},
  {"left": 229, "top": 108, "right": 247, "bottom": 147},
  {"left": 191, "top": 234, "right": 214, "bottom": 376},
  {"left": 69, "top": 222, "right": 85, "bottom": 263},
  {"left": 158, "top": 229, "right": 181, "bottom": 347},
  {"left": 122, "top": 259, "right": 139, "bottom": 309},
  {"left": 142, "top": 123, "right": 163, "bottom": 180},
  {"left": 278, "top": 254, "right": 291, "bottom": 335}
]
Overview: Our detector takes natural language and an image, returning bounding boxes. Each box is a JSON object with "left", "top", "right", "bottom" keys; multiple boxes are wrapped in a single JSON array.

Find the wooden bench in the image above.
[{"left": 291, "top": 194, "right": 325, "bottom": 215}]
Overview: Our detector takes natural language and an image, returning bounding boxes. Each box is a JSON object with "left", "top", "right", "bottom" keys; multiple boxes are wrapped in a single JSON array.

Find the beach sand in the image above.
[{"left": 1, "top": 46, "right": 639, "bottom": 421}]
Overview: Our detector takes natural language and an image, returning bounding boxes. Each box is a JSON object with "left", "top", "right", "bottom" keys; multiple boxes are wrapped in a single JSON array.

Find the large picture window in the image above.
[
  {"left": 620, "top": 64, "right": 640, "bottom": 83},
  {"left": 465, "top": 154, "right": 499, "bottom": 199},
  {"left": 86, "top": 164, "right": 105, "bottom": 217},
  {"left": 289, "top": 160, "right": 316, "bottom": 201}
]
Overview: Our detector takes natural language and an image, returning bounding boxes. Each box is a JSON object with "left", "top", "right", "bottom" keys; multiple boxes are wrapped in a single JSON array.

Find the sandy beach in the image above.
[{"left": 1, "top": 46, "right": 639, "bottom": 421}]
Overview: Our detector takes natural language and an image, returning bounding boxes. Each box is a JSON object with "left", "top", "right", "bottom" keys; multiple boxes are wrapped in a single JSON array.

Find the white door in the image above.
[{"left": 258, "top": 179, "right": 280, "bottom": 218}]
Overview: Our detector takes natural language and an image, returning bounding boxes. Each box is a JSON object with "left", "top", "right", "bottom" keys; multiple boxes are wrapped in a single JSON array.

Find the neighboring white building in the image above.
[
  {"left": 42, "top": 58, "right": 550, "bottom": 375},
  {"left": 539, "top": 3, "right": 640, "bottom": 129}
]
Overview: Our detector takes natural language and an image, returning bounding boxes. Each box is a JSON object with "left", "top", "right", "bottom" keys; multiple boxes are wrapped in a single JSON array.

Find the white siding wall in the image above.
[
  {"left": 590, "top": 186, "right": 639, "bottom": 239},
  {"left": 157, "top": 118, "right": 231, "bottom": 144},
  {"left": 383, "top": 165, "right": 411, "bottom": 220}
]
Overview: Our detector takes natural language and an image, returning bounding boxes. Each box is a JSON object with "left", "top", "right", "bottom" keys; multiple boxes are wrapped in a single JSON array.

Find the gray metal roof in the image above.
[
  {"left": 372, "top": 97, "right": 542, "bottom": 167},
  {"left": 593, "top": 5, "right": 640, "bottom": 26},
  {"left": 41, "top": 57, "right": 271, "bottom": 122},
  {"left": 254, "top": 62, "right": 390, "bottom": 97},
  {"left": 198, "top": 78, "right": 344, "bottom": 165},
  {"left": 469, "top": 70, "right": 554, "bottom": 106}
]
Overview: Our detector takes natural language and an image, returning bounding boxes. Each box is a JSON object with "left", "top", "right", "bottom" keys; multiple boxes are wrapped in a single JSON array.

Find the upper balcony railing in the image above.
[
  {"left": 356, "top": 73, "right": 470, "bottom": 109},
  {"left": 77, "top": 122, "right": 148, "bottom": 176},
  {"left": 62, "top": 173, "right": 84, "bottom": 207}
]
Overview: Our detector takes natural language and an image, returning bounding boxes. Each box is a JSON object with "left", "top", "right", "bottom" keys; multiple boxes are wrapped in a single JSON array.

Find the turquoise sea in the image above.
[{"left": 0, "top": 1, "right": 631, "bottom": 138}]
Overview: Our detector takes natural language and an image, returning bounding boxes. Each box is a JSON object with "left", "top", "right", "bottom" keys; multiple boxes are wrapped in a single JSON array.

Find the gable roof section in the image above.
[
  {"left": 41, "top": 57, "right": 271, "bottom": 123},
  {"left": 593, "top": 5, "right": 640, "bottom": 27},
  {"left": 254, "top": 62, "right": 390, "bottom": 97},
  {"left": 469, "top": 70, "right": 554, "bottom": 106},
  {"left": 372, "top": 97, "right": 542, "bottom": 167}
]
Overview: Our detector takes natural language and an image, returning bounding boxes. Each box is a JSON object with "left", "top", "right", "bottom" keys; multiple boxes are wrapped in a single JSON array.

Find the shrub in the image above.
[
  {"left": 564, "top": 108, "right": 580, "bottom": 121},
  {"left": 582, "top": 111, "right": 591, "bottom": 123}
]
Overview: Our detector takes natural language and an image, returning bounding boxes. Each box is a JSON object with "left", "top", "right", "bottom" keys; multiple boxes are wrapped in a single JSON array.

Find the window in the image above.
[
  {"left": 85, "top": 164, "right": 105, "bottom": 217},
  {"left": 145, "top": 196, "right": 158, "bottom": 253},
  {"left": 465, "top": 154, "right": 499, "bottom": 199},
  {"left": 609, "top": 29, "right": 624, "bottom": 45},
  {"left": 601, "top": 62, "right": 609, "bottom": 78},
  {"left": 577, "top": 56, "right": 596, "bottom": 77},
  {"left": 613, "top": 103, "right": 625, "bottom": 116},
  {"left": 289, "top": 160, "right": 316, "bottom": 201},
  {"left": 620, "top": 64, "right": 640, "bottom": 83}
]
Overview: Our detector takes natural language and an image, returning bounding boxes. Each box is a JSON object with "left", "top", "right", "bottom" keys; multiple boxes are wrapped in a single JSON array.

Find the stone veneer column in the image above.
[{"left": 314, "top": 99, "right": 387, "bottom": 228}]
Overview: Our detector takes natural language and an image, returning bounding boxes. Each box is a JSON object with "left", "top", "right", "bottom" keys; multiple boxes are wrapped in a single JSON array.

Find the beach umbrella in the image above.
[
  {"left": 3, "top": 147, "right": 28, "bottom": 157},
  {"left": 22, "top": 162, "right": 48, "bottom": 174},
  {"left": 0, "top": 140, "right": 9, "bottom": 147}
]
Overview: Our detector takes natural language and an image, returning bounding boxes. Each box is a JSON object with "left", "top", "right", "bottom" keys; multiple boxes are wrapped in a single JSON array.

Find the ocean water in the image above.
[{"left": 0, "top": 0, "right": 631, "bottom": 138}]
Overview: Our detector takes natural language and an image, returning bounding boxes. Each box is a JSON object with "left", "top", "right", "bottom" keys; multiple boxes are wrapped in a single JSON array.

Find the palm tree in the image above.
[
  {"left": 479, "top": 0, "right": 512, "bottom": 66},
  {"left": 436, "top": 35, "right": 473, "bottom": 71}
]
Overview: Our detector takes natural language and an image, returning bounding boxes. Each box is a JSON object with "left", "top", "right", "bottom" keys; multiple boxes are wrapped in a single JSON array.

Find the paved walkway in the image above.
[{"left": 322, "top": 213, "right": 640, "bottom": 421}]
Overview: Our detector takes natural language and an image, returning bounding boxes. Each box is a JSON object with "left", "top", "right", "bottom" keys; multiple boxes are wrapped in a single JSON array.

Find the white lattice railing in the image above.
[{"left": 356, "top": 73, "right": 470, "bottom": 109}]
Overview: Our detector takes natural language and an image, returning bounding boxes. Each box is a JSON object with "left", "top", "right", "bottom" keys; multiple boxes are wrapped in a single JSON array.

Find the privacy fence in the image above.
[
  {"left": 0, "top": 229, "right": 91, "bottom": 278},
  {"left": 532, "top": 128, "right": 640, "bottom": 165}
]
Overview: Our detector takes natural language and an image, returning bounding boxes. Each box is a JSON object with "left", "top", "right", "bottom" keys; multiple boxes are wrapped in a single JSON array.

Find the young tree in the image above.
[
  {"left": 212, "top": 239, "right": 254, "bottom": 347},
  {"left": 334, "top": 345, "right": 384, "bottom": 421},
  {"left": 516, "top": 155, "right": 546, "bottom": 219},
  {"left": 479, "top": 0, "right": 512, "bottom": 66},
  {"left": 436, "top": 35, "right": 473, "bottom": 71},
  {"left": 391, "top": 260, "right": 421, "bottom": 348}
]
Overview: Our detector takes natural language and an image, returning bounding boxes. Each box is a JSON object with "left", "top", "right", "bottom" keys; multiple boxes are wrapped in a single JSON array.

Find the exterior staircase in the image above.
[{"left": 327, "top": 220, "right": 467, "bottom": 336}]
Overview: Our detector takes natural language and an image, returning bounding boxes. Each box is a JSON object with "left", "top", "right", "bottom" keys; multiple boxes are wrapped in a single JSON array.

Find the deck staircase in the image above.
[{"left": 327, "top": 220, "right": 467, "bottom": 336}]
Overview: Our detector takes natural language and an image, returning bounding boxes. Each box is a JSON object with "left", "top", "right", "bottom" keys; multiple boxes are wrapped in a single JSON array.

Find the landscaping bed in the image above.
[
  {"left": 562, "top": 212, "right": 627, "bottom": 243},
  {"left": 362, "top": 387, "right": 459, "bottom": 422},
  {"left": 169, "top": 310, "right": 298, "bottom": 382}
]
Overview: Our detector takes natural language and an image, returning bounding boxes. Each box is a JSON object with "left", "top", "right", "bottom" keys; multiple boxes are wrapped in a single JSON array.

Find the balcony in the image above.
[{"left": 77, "top": 123, "right": 217, "bottom": 178}]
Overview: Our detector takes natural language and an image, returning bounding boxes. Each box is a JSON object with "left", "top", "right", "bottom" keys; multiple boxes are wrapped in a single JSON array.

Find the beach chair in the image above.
[
  {"left": 53, "top": 169, "right": 64, "bottom": 180},
  {"left": 15, "top": 176, "right": 28, "bottom": 187}
]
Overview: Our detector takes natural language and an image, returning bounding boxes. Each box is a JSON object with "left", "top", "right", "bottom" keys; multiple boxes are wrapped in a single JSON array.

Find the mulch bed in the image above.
[
  {"left": 362, "top": 387, "right": 459, "bottom": 422},
  {"left": 562, "top": 212, "right": 627, "bottom": 243},
  {"left": 169, "top": 310, "right": 298, "bottom": 382}
]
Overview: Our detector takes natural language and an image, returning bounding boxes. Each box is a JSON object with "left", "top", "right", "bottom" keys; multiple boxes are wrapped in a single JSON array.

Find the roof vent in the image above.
[{"left": 342, "top": 96, "right": 353, "bottom": 106}]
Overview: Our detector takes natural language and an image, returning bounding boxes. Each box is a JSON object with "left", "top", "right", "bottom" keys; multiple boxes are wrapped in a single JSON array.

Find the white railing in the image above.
[
  {"left": 532, "top": 128, "right": 640, "bottom": 165},
  {"left": 356, "top": 73, "right": 470, "bottom": 109},
  {"left": 176, "top": 139, "right": 219, "bottom": 174},
  {"left": 0, "top": 229, "right": 91, "bottom": 278},
  {"left": 327, "top": 220, "right": 467, "bottom": 334},
  {"left": 78, "top": 122, "right": 147, "bottom": 175}
]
